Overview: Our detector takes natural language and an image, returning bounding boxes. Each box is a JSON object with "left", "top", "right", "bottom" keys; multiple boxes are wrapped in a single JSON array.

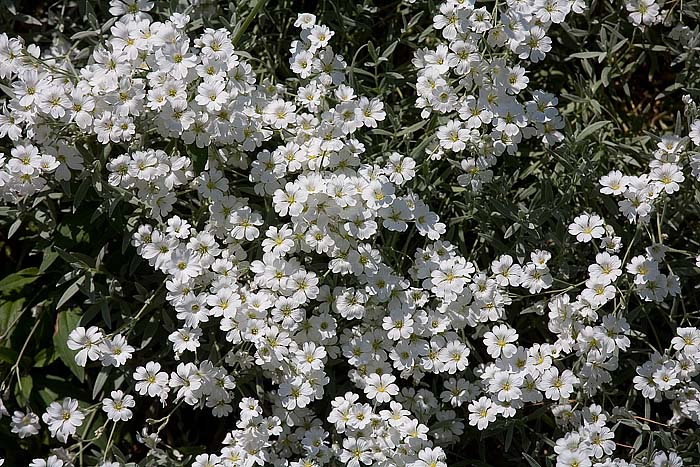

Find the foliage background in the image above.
[{"left": 2, "top": 0, "right": 700, "bottom": 465}]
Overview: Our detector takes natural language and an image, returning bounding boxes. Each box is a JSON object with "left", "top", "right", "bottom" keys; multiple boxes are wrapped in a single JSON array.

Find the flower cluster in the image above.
[
  {"left": 591, "top": 109, "right": 700, "bottom": 305},
  {"left": 107, "top": 148, "right": 193, "bottom": 220},
  {"left": 553, "top": 403, "right": 685, "bottom": 467},
  {"left": 67, "top": 326, "right": 134, "bottom": 368},
  {"left": 413, "top": 0, "right": 584, "bottom": 191},
  {"left": 601, "top": 135, "right": 687, "bottom": 225},
  {"left": 3, "top": 0, "right": 700, "bottom": 466},
  {"left": 119, "top": 11, "right": 471, "bottom": 464},
  {"left": 552, "top": 404, "right": 623, "bottom": 467},
  {"left": 634, "top": 326, "right": 700, "bottom": 425}
]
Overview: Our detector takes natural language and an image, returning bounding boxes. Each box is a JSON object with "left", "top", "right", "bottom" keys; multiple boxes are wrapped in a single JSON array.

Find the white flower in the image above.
[
  {"left": 538, "top": 367, "right": 579, "bottom": 400},
  {"left": 169, "top": 362, "right": 202, "bottom": 405},
  {"left": 264, "top": 99, "right": 296, "bottom": 129},
  {"left": 556, "top": 451, "right": 592, "bottom": 467},
  {"left": 600, "top": 170, "right": 629, "bottom": 195},
  {"left": 340, "top": 437, "right": 373, "bottom": 467},
  {"left": 134, "top": 361, "right": 170, "bottom": 400},
  {"left": 517, "top": 26, "right": 552, "bottom": 62},
  {"left": 364, "top": 373, "right": 399, "bottom": 403},
  {"left": 438, "top": 340, "right": 470, "bottom": 374},
  {"left": 168, "top": 326, "right": 202, "bottom": 354},
  {"left": 382, "top": 310, "right": 414, "bottom": 341},
  {"left": 588, "top": 252, "right": 622, "bottom": 285},
  {"left": 355, "top": 97, "right": 385, "bottom": 128},
  {"left": 195, "top": 78, "right": 229, "bottom": 112},
  {"left": 483, "top": 324, "right": 518, "bottom": 359},
  {"left": 690, "top": 120, "right": 700, "bottom": 146},
  {"left": 411, "top": 447, "right": 447, "bottom": 467},
  {"left": 468, "top": 396, "right": 497, "bottom": 430},
  {"left": 294, "top": 13, "right": 316, "bottom": 29},
  {"left": 239, "top": 397, "right": 262, "bottom": 421},
  {"left": 10, "top": 410, "right": 40, "bottom": 438},
  {"left": 295, "top": 342, "right": 327, "bottom": 373},
  {"left": 99, "top": 334, "right": 134, "bottom": 367},
  {"left": 42, "top": 398, "right": 85, "bottom": 443},
  {"left": 491, "top": 255, "right": 523, "bottom": 287},
  {"left": 67, "top": 326, "right": 104, "bottom": 367},
  {"left": 273, "top": 182, "right": 308, "bottom": 217},
  {"left": 102, "top": 390, "right": 136, "bottom": 422},
  {"left": 29, "top": 456, "right": 64, "bottom": 467},
  {"left": 626, "top": 0, "right": 660, "bottom": 26},
  {"left": 568, "top": 213, "right": 605, "bottom": 243},
  {"left": 193, "top": 454, "right": 222, "bottom": 467},
  {"left": 490, "top": 371, "right": 523, "bottom": 402},
  {"left": 651, "top": 451, "right": 683, "bottom": 467},
  {"left": 278, "top": 377, "right": 313, "bottom": 410},
  {"left": 308, "top": 25, "right": 334, "bottom": 51},
  {"left": 436, "top": 120, "right": 469, "bottom": 152},
  {"left": 651, "top": 163, "right": 684, "bottom": 194}
]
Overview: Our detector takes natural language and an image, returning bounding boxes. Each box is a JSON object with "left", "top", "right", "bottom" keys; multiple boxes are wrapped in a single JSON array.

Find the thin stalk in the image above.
[
  {"left": 2, "top": 308, "right": 44, "bottom": 391},
  {"left": 102, "top": 422, "right": 117, "bottom": 464},
  {"left": 232, "top": 0, "right": 270, "bottom": 47}
]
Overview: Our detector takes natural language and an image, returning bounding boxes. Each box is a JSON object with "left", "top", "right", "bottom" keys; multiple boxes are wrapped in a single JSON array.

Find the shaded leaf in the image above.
[
  {"left": 53, "top": 308, "right": 85, "bottom": 382},
  {"left": 576, "top": 120, "right": 611, "bottom": 142},
  {"left": 188, "top": 144, "right": 208, "bottom": 175},
  {"left": 0, "top": 268, "right": 39, "bottom": 295}
]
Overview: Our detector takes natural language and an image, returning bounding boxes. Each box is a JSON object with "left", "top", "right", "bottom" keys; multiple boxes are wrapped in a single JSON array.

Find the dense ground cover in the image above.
[{"left": 2, "top": 0, "right": 700, "bottom": 466}]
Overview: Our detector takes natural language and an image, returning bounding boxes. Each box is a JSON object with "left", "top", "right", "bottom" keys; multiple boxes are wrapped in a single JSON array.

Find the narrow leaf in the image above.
[
  {"left": 576, "top": 120, "right": 611, "bottom": 142},
  {"left": 53, "top": 308, "right": 85, "bottom": 382}
]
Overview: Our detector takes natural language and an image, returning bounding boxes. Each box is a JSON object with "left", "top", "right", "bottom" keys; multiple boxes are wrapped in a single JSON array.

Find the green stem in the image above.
[
  {"left": 102, "top": 422, "right": 117, "bottom": 464},
  {"left": 122, "top": 283, "right": 164, "bottom": 338},
  {"left": 2, "top": 308, "right": 44, "bottom": 391},
  {"left": 232, "top": 0, "right": 270, "bottom": 47}
]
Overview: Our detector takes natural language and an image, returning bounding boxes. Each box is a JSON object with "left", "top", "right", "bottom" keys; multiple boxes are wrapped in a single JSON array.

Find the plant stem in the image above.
[
  {"left": 232, "top": 0, "right": 270, "bottom": 47},
  {"left": 2, "top": 308, "right": 43, "bottom": 391},
  {"left": 103, "top": 422, "right": 117, "bottom": 463}
]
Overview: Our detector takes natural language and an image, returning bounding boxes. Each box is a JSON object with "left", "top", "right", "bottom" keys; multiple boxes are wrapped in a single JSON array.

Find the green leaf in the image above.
[
  {"left": 0, "top": 346, "right": 18, "bottom": 364},
  {"left": 348, "top": 66, "right": 374, "bottom": 78},
  {"left": 40, "top": 250, "right": 59, "bottom": 272},
  {"left": 53, "top": 308, "right": 85, "bottom": 382},
  {"left": 0, "top": 268, "right": 39, "bottom": 295},
  {"left": 367, "top": 40, "right": 378, "bottom": 62},
  {"left": 569, "top": 51, "right": 606, "bottom": 61},
  {"left": 0, "top": 83, "right": 15, "bottom": 98},
  {"left": 54, "top": 247, "right": 96, "bottom": 270},
  {"left": 0, "top": 0, "right": 16, "bottom": 15},
  {"left": 381, "top": 40, "right": 398, "bottom": 58},
  {"left": 396, "top": 119, "right": 428, "bottom": 137},
  {"left": 188, "top": 144, "right": 208, "bottom": 175},
  {"left": 8, "top": 217, "right": 21, "bottom": 238},
  {"left": 371, "top": 129, "right": 394, "bottom": 137},
  {"left": 15, "top": 374, "right": 33, "bottom": 406},
  {"left": 0, "top": 298, "right": 25, "bottom": 336},
  {"left": 33, "top": 347, "right": 57, "bottom": 367},
  {"left": 522, "top": 452, "right": 543, "bottom": 467},
  {"left": 575, "top": 120, "right": 611, "bottom": 142},
  {"left": 92, "top": 367, "right": 111, "bottom": 399},
  {"left": 57, "top": 276, "right": 85, "bottom": 310},
  {"left": 71, "top": 30, "right": 100, "bottom": 40},
  {"left": 504, "top": 423, "right": 514, "bottom": 452},
  {"left": 15, "top": 13, "right": 43, "bottom": 26},
  {"left": 385, "top": 71, "right": 404, "bottom": 79},
  {"left": 73, "top": 177, "right": 92, "bottom": 209}
]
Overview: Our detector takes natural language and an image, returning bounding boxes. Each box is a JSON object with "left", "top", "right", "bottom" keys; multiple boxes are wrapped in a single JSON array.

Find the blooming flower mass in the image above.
[{"left": 1, "top": 0, "right": 700, "bottom": 466}]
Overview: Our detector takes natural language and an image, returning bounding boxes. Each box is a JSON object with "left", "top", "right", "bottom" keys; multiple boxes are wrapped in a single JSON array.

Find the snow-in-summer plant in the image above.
[
  {"left": 414, "top": 0, "right": 583, "bottom": 191},
  {"left": 2, "top": 0, "right": 700, "bottom": 466}
]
